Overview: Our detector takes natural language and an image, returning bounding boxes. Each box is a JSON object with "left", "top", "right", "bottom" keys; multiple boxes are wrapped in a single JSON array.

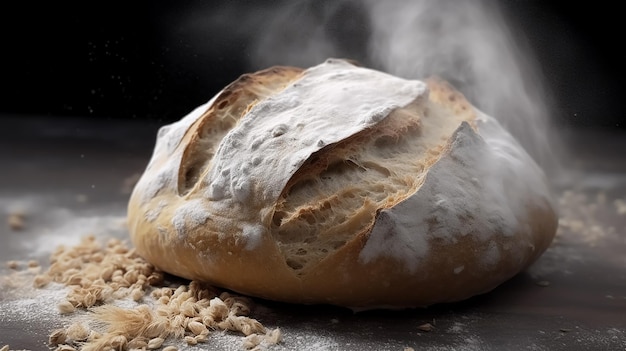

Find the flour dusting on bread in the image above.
[
  {"left": 203, "top": 59, "right": 427, "bottom": 223},
  {"left": 127, "top": 59, "right": 558, "bottom": 308}
]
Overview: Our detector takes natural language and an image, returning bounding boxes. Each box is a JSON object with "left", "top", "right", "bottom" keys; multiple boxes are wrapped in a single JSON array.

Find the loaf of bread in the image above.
[{"left": 127, "top": 59, "right": 558, "bottom": 309}]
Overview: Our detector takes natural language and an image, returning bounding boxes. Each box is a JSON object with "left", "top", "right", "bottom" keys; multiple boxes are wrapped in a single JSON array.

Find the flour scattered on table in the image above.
[
  {"left": 1, "top": 235, "right": 281, "bottom": 351},
  {"left": 446, "top": 322, "right": 466, "bottom": 334},
  {"left": 529, "top": 189, "right": 626, "bottom": 278}
]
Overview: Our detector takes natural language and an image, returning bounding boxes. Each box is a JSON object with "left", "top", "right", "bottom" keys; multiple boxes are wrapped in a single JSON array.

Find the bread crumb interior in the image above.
[
  {"left": 177, "top": 65, "right": 474, "bottom": 277},
  {"left": 272, "top": 82, "right": 473, "bottom": 275},
  {"left": 177, "top": 67, "right": 303, "bottom": 196}
]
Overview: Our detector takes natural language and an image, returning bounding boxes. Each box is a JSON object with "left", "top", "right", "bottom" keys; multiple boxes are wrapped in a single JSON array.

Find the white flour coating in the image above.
[
  {"left": 132, "top": 59, "right": 551, "bottom": 267},
  {"left": 138, "top": 158, "right": 177, "bottom": 206},
  {"left": 359, "top": 117, "right": 552, "bottom": 273},
  {"left": 172, "top": 198, "right": 210, "bottom": 238},
  {"left": 203, "top": 59, "right": 427, "bottom": 214},
  {"left": 135, "top": 98, "right": 215, "bottom": 207},
  {"left": 481, "top": 241, "right": 501, "bottom": 267},
  {"left": 145, "top": 199, "right": 168, "bottom": 223},
  {"left": 156, "top": 99, "right": 213, "bottom": 158},
  {"left": 134, "top": 59, "right": 427, "bottom": 247},
  {"left": 241, "top": 223, "right": 266, "bottom": 250}
]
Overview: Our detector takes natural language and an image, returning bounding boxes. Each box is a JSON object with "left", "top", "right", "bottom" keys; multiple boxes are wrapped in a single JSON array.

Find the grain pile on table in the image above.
[{"left": 5, "top": 235, "right": 282, "bottom": 351}]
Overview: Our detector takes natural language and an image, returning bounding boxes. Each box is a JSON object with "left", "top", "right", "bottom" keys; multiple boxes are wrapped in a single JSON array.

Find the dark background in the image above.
[{"left": 1, "top": 1, "right": 624, "bottom": 131}]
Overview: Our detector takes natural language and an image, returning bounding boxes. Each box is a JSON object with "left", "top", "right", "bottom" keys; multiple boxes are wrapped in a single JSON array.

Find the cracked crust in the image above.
[{"left": 127, "top": 59, "right": 557, "bottom": 309}]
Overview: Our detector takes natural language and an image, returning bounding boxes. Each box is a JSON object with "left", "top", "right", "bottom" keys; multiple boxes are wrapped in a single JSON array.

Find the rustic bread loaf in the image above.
[{"left": 127, "top": 59, "right": 558, "bottom": 309}]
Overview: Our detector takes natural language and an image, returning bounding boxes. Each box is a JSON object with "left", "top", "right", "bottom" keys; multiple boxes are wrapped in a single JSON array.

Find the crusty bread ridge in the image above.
[{"left": 127, "top": 59, "right": 558, "bottom": 309}]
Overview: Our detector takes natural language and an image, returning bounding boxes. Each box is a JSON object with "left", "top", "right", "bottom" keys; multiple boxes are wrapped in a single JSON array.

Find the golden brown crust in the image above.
[
  {"left": 177, "top": 66, "right": 304, "bottom": 196},
  {"left": 129, "top": 189, "right": 557, "bottom": 308},
  {"left": 128, "top": 61, "right": 558, "bottom": 309}
]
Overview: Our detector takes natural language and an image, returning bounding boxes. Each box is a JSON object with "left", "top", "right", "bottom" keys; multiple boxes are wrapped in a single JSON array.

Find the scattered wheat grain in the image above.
[{"left": 147, "top": 337, "right": 165, "bottom": 349}]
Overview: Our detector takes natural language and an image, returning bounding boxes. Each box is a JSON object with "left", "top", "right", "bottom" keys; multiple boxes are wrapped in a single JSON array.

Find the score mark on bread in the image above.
[{"left": 128, "top": 59, "right": 557, "bottom": 309}]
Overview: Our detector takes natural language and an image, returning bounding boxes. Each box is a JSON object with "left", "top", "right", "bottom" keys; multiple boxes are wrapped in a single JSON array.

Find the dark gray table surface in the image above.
[{"left": 1, "top": 116, "right": 625, "bottom": 350}]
